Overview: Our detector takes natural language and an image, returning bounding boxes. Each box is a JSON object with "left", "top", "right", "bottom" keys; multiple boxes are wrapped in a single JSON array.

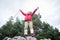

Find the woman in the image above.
[{"left": 20, "top": 7, "right": 39, "bottom": 37}]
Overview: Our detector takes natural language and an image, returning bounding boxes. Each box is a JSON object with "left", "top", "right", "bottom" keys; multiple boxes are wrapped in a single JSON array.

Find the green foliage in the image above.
[{"left": 0, "top": 14, "right": 60, "bottom": 40}]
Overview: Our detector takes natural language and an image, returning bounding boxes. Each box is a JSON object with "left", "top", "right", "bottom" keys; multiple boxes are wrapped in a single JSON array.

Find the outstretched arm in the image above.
[
  {"left": 19, "top": 9, "right": 26, "bottom": 16},
  {"left": 32, "top": 7, "right": 39, "bottom": 16}
]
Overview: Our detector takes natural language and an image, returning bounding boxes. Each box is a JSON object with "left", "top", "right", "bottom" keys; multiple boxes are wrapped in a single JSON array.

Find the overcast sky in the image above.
[{"left": 0, "top": 0, "right": 60, "bottom": 31}]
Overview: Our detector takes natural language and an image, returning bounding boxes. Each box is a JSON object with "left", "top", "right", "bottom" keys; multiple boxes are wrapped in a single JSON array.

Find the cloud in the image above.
[
  {"left": 41, "top": 0, "right": 60, "bottom": 31},
  {"left": 0, "top": 0, "right": 60, "bottom": 31}
]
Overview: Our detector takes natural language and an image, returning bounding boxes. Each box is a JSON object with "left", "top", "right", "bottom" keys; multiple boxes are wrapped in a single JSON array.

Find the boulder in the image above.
[{"left": 3, "top": 36, "right": 37, "bottom": 40}]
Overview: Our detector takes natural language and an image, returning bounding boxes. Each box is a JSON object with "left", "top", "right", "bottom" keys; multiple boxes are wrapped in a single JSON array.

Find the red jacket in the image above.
[{"left": 20, "top": 8, "right": 38, "bottom": 21}]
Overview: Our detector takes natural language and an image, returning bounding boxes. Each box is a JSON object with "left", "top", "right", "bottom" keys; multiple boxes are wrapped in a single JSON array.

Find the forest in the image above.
[{"left": 0, "top": 14, "right": 60, "bottom": 40}]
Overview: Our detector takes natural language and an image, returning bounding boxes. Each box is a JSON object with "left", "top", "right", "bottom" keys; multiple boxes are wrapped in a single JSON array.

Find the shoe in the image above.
[
  {"left": 31, "top": 33, "right": 35, "bottom": 37},
  {"left": 24, "top": 34, "right": 28, "bottom": 40}
]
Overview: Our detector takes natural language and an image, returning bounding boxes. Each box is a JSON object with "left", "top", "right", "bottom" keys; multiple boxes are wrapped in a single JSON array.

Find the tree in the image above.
[
  {"left": 13, "top": 17, "right": 24, "bottom": 36},
  {"left": 0, "top": 14, "right": 60, "bottom": 40}
]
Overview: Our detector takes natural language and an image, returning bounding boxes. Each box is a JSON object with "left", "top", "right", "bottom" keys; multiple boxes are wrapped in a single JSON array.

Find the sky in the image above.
[{"left": 0, "top": 0, "right": 60, "bottom": 31}]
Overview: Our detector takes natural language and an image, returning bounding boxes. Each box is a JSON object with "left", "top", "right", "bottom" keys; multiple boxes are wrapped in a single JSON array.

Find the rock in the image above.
[
  {"left": 20, "top": 37, "right": 25, "bottom": 40},
  {"left": 3, "top": 37, "right": 11, "bottom": 40},
  {"left": 11, "top": 36, "right": 21, "bottom": 40},
  {"left": 7, "top": 38, "right": 11, "bottom": 40},
  {"left": 3, "top": 36, "right": 37, "bottom": 40},
  {"left": 40, "top": 38, "right": 51, "bottom": 40},
  {"left": 26, "top": 36, "right": 37, "bottom": 40}
]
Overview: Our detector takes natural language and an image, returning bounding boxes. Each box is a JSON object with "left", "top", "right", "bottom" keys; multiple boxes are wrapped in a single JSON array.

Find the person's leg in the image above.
[
  {"left": 29, "top": 21, "right": 35, "bottom": 37},
  {"left": 24, "top": 21, "right": 28, "bottom": 36}
]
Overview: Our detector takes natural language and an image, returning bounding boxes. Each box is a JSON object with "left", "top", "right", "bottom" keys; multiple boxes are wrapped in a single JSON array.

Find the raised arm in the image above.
[
  {"left": 20, "top": 9, "right": 26, "bottom": 16},
  {"left": 32, "top": 7, "right": 39, "bottom": 16}
]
